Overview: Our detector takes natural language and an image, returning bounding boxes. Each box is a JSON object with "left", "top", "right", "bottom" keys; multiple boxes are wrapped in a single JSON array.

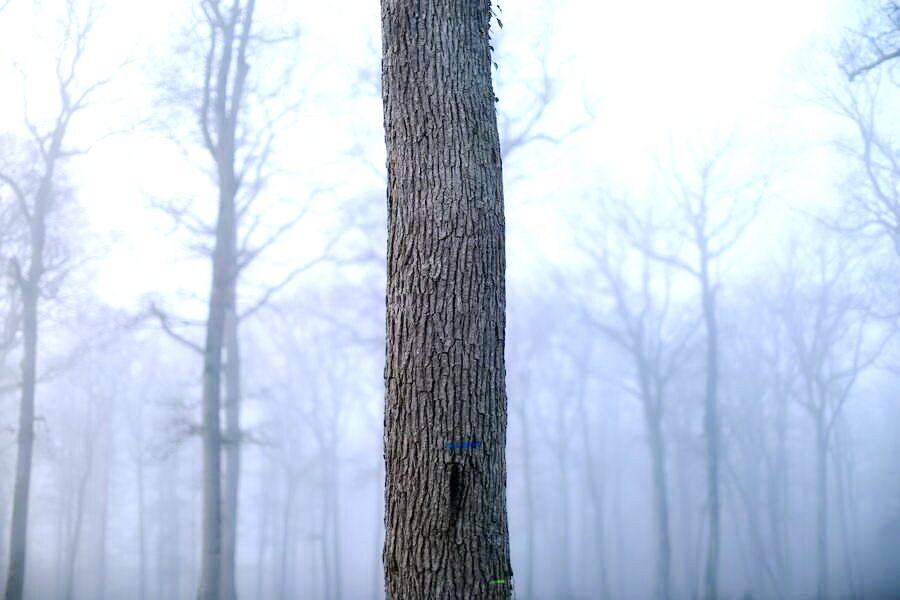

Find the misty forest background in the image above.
[{"left": 1, "top": 0, "right": 900, "bottom": 599}]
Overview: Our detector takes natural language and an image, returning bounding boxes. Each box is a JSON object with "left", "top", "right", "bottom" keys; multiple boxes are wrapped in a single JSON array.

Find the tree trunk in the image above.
[
  {"left": 277, "top": 477, "right": 295, "bottom": 600},
  {"left": 254, "top": 465, "right": 270, "bottom": 600},
  {"left": 329, "top": 456, "right": 341, "bottom": 600},
  {"left": 3, "top": 283, "right": 37, "bottom": 600},
  {"left": 516, "top": 374, "right": 535, "bottom": 600},
  {"left": 576, "top": 374, "right": 610, "bottom": 600},
  {"left": 55, "top": 489, "right": 66, "bottom": 599},
  {"left": 832, "top": 423, "right": 861, "bottom": 600},
  {"left": 96, "top": 446, "right": 109, "bottom": 600},
  {"left": 197, "top": 192, "right": 231, "bottom": 600},
  {"left": 770, "top": 380, "right": 791, "bottom": 598},
  {"left": 222, "top": 305, "right": 241, "bottom": 600},
  {"left": 381, "top": 1, "right": 511, "bottom": 597},
  {"left": 197, "top": 1, "right": 250, "bottom": 594},
  {"left": 815, "top": 416, "right": 828, "bottom": 600},
  {"left": 4, "top": 156, "right": 52, "bottom": 600},
  {"left": 64, "top": 451, "right": 91, "bottom": 600},
  {"left": 644, "top": 398, "right": 671, "bottom": 600},
  {"left": 700, "top": 268, "right": 721, "bottom": 600},
  {"left": 137, "top": 433, "right": 147, "bottom": 600},
  {"left": 555, "top": 406, "right": 572, "bottom": 599}
]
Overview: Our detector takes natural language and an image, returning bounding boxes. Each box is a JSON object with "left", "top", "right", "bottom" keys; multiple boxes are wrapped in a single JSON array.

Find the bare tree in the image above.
[
  {"left": 571, "top": 196, "right": 694, "bottom": 600},
  {"left": 642, "top": 143, "right": 765, "bottom": 600},
  {"left": 150, "top": 2, "right": 316, "bottom": 597},
  {"left": 842, "top": 2, "right": 900, "bottom": 81},
  {"left": 774, "top": 237, "right": 885, "bottom": 600},
  {"left": 0, "top": 3, "right": 110, "bottom": 598}
]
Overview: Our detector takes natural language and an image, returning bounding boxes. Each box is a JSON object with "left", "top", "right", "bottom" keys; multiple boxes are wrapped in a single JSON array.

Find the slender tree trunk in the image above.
[
  {"left": 255, "top": 465, "right": 269, "bottom": 600},
  {"left": 700, "top": 268, "right": 721, "bottom": 600},
  {"left": 381, "top": 0, "right": 510, "bottom": 597},
  {"left": 96, "top": 450, "right": 109, "bottom": 600},
  {"left": 197, "top": 1, "right": 251, "bottom": 593},
  {"left": 372, "top": 463, "right": 383, "bottom": 600},
  {"left": 197, "top": 140, "right": 236, "bottom": 600},
  {"left": 555, "top": 414, "right": 572, "bottom": 599},
  {"left": 815, "top": 416, "right": 828, "bottom": 600},
  {"left": 222, "top": 305, "right": 241, "bottom": 600},
  {"left": 189, "top": 468, "right": 199, "bottom": 597},
  {"left": 517, "top": 375, "right": 535, "bottom": 600},
  {"left": 64, "top": 455, "right": 91, "bottom": 600},
  {"left": 833, "top": 437, "right": 858, "bottom": 599},
  {"left": 277, "top": 477, "right": 294, "bottom": 600},
  {"left": 164, "top": 453, "right": 181, "bottom": 600},
  {"left": 644, "top": 398, "right": 672, "bottom": 600},
  {"left": 330, "top": 456, "right": 341, "bottom": 600},
  {"left": 770, "top": 382, "right": 791, "bottom": 598},
  {"left": 3, "top": 103, "right": 64, "bottom": 600},
  {"left": 613, "top": 401, "right": 627, "bottom": 600},
  {"left": 576, "top": 376, "right": 610, "bottom": 600},
  {"left": 320, "top": 455, "right": 332, "bottom": 600},
  {"left": 55, "top": 487, "right": 67, "bottom": 599},
  {"left": 137, "top": 440, "right": 148, "bottom": 600},
  {"left": 3, "top": 283, "right": 37, "bottom": 600},
  {"left": 157, "top": 462, "right": 167, "bottom": 600}
]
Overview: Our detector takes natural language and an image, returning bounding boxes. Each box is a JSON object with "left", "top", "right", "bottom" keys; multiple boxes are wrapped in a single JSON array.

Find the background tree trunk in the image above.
[
  {"left": 4, "top": 280, "right": 38, "bottom": 600},
  {"left": 4, "top": 155, "right": 52, "bottom": 600},
  {"left": 815, "top": 415, "right": 828, "bottom": 600},
  {"left": 222, "top": 305, "right": 241, "bottom": 600},
  {"left": 575, "top": 370, "right": 610, "bottom": 600},
  {"left": 701, "top": 264, "right": 721, "bottom": 600},
  {"left": 645, "top": 399, "right": 672, "bottom": 600},
  {"left": 381, "top": 1, "right": 511, "bottom": 597},
  {"left": 197, "top": 186, "right": 232, "bottom": 600}
]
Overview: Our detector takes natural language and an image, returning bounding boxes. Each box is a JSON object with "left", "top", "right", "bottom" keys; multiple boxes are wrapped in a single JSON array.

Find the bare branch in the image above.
[
  {"left": 0, "top": 172, "right": 32, "bottom": 223},
  {"left": 847, "top": 47, "right": 900, "bottom": 81},
  {"left": 148, "top": 302, "right": 203, "bottom": 353}
]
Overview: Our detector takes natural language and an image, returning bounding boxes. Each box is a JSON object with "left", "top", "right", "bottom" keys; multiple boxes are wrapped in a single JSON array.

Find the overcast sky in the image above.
[{"left": 0, "top": 0, "right": 862, "bottom": 313}]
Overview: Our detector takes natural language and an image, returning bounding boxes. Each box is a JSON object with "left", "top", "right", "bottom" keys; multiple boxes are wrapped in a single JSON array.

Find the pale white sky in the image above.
[{"left": 0, "top": 0, "right": 864, "bottom": 313}]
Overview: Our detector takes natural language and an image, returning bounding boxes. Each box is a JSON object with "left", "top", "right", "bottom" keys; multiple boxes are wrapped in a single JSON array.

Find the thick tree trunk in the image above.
[{"left": 381, "top": 1, "right": 511, "bottom": 597}]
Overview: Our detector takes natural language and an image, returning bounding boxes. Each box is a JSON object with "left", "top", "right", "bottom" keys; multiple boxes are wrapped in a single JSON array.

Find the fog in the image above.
[{"left": 1, "top": 0, "right": 899, "bottom": 598}]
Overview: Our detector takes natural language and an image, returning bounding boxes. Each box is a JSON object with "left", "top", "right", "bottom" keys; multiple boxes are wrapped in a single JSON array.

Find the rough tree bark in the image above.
[{"left": 381, "top": 1, "right": 512, "bottom": 597}]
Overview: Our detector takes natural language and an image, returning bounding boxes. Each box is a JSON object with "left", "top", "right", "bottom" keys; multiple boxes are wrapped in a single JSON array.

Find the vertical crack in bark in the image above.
[{"left": 448, "top": 461, "right": 464, "bottom": 533}]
